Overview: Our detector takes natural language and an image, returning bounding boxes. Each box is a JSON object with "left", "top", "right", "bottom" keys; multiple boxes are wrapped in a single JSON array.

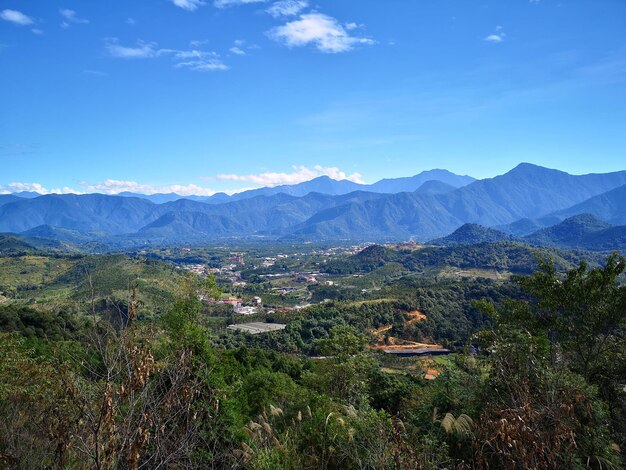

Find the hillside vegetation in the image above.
[{"left": 0, "top": 251, "right": 624, "bottom": 469}]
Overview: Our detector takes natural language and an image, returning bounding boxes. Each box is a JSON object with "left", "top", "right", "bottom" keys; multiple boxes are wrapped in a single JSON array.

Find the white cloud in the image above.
[
  {"left": 79, "top": 180, "right": 219, "bottom": 196},
  {"left": 105, "top": 39, "right": 159, "bottom": 58},
  {"left": 176, "top": 58, "right": 229, "bottom": 71},
  {"left": 0, "top": 180, "right": 225, "bottom": 197},
  {"left": 484, "top": 34, "right": 503, "bottom": 43},
  {"left": 105, "top": 39, "right": 228, "bottom": 70},
  {"left": 0, "top": 182, "right": 76, "bottom": 195},
  {"left": 266, "top": 0, "right": 307, "bottom": 18},
  {"left": 0, "top": 169, "right": 366, "bottom": 197},
  {"left": 190, "top": 39, "right": 209, "bottom": 47},
  {"left": 485, "top": 26, "right": 505, "bottom": 43},
  {"left": 171, "top": 0, "right": 206, "bottom": 11},
  {"left": 268, "top": 13, "right": 374, "bottom": 53},
  {"left": 229, "top": 46, "right": 246, "bottom": 55},
  {"left": 215, "top": 0, "right": 267, "bottom": 7},
  {"left": 1, "top": 9, "right": 34, "bottom": 26},
  {"left": 31, "top": 28, "right": 43, "bottom": 35},
  {"left": 126, "top": 18, "right": 136, "bottom": 25},
  {"left": 171, "top": 50, "right": 228, "bottom": 70},
  {"left": 211, "top": 165, "right": 365, "bottom": 187},
  {"left": 60, "top": 9, "right": 89, "bottom": 26}
]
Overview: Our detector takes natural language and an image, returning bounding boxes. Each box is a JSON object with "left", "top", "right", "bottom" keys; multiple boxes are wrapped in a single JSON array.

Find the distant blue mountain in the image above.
[
  {"left": 11, "top": 191, "right": 41, "bottom": 199},
  {"left": 223, "top": 175, "right": 365, "bottom": 201},
  {"left": 83, "top": 171, "right": 473, "bottom": 205},
  {"left": 549, "top": 183, "right": 626, "bottom": 225},
  {"left": 205, "top": 170, "right": 475, "bottom": 202},
  {"left": 0, "top": 194, "right": 24, "bottom": 207},
  {"left": 523, "top": 214, "right": 626, "bottom": 251},
  {"left": 496, "top": 217, "right": 561, "bottom": 237},
  {"left": 116, "top": 192, "right": 185, "bottom": 204},
  {"left": 21, "top": 225, "right": 105, "bottom": 243},
  {"left": 430, "top": 214, "right": 626, "bottom": 251},
  {"left": 0, "top": 194, "right": 156, "bottom": 234},
  {"left": 414, "top": 180, "right": 458, "bottom": 195},
  {"left": 429, "top": 224, "right": 516, "bottom": 246},
  {"left": 285, "top": 164, "right": 626, "bottom": 241},
  {"left": 524, "top": 214, "right": 612, "bottom": 248},
  {"left": 2, "top": 164, "right": 626, "bottom": 247},
  {"left": 368, "top": 169, "right": 475, "bottom": 193}
]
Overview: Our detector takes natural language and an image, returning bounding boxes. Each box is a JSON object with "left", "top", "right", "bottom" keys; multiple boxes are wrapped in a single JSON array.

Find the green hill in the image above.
[
  {"left": 326, "top": 241, "right": 609, "bottom": 276},
  {"left": 429, "top": 223, "right": 516, "bottom": 246},
  {"left": 0, "top": 235, "right": 37, "bottom": 256},
  {"left": 524, "top": 214, "right": 626, "bottom": 251}
]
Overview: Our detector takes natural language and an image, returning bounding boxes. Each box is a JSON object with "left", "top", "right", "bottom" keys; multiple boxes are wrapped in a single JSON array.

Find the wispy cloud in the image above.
[
  {"left": 209, "top": 165, "right": 365, "bottom": 186},
  {"left": 175, "top": 57, "right": 229, "bottom": 71},
  {"left": 0, "top": 182, "right": 76, "bottom": 195},
  {"left": 0, "top": 168, "right": 368, "bottom": 196},
  {"left": 171, "top": 0, "right": 206, "bottom": 11},
  {"left": 60, "top": 9, "right": 89, "bottom": 28},
  {"left": 105, "top": 39, "right": 228, "bottom": 70},
  {"left": 0, "top": 180, "right": 223, "bottom": 196},
  {"left": 170, "top": 49, "right": 228, "bottom": 70},
  {"left": 105, "top": 39, "right": 158, "bottom": 58},
  {"left": 190, "top": 39, "right": 209, "bottom": 47},
  {"left": 485, "top": 26, "right": 505, "bottom": 43},
  {"left": 266, "top": 0, "right": 307, "bottom": 18},
  {"left": 229, "top": 46, "right": 246, "bottom": 55},
  {"left": 1, "top": 9, "right": 34, "bottom": 26},
  {"left": 78, "top": 180, "right": 219, "bottom": 196},
  {"left": 214, "top": 0, "right": 267, "bottom": 7},
  {"left": 269, "top": 13, "right": 374, "bottom": 53}
]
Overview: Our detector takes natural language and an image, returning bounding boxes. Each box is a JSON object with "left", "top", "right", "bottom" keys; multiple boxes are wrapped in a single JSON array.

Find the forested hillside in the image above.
[{"left": 1, "top": 252, "right": 624, "bottom": 468}]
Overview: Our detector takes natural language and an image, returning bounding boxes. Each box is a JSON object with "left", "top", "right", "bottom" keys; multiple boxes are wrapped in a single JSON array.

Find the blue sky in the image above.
[{"left": 1, "top": 0, "right": 625, "bottom": 195}]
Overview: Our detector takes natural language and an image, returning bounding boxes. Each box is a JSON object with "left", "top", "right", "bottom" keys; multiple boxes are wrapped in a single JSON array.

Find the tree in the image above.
[
  {"left": 471, "top": 255, "right": 625, "bottom": 469},
  {"left": 520, "top": 253, "right": 626, "bottom": 383},
  {"left": 306, "top": 326, "right": 373, "bottom": 407}
]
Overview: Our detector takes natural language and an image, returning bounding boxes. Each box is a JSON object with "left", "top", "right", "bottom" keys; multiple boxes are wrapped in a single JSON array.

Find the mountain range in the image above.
[
  {"left": 1, "top": 163, "right": 626, "bottom": 249},
  {"left": 431, "top": 214, "right": 626, "bottom": 252},
  {"left": 113, "top": 169, "right": 475, "bottom": 204}
]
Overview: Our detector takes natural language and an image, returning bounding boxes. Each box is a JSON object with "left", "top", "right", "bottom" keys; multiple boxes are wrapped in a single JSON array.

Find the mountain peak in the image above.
[
  {"left": 556, "top": 213, "right": 611, "bottom": 230},
  {"left": 429, "top": 223, "right": 515, "bottom": 246},
  {"left": 310, "top": 175, "right": 335, "bottom": 182},
  {"left": 524, "top": 213, "right": 613, "bottom": 248},
  {"left": 508, "top": 163, "right": 554, "bottom": 174}
]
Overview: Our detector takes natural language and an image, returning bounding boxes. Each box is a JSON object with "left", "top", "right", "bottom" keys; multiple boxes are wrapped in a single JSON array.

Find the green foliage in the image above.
[
  {"left": 326, "top": 242, "right": 610, "bottom": 276},
  {"left": 317, "top": 325, "right": 368, "bottom": 357},
  {"left": 473, "top": 255, "right": 626, "bottom": 468},
  {"left": 1, "top": 248, "right": 625, "bottom": 469},
  {"left": 0, "top": 235, "right": 37, "bottom": 256},
  {"left": 521, "top": 253, "right": 626, "bottom": 381},
  {"left": 0, "top": 303, "right": 82, "bottom": 340}
]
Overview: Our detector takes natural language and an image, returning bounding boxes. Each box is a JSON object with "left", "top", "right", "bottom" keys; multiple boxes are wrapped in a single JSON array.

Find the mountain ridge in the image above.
[{"left": 1, "top": 164, "right": 625, "bottom": 247}]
